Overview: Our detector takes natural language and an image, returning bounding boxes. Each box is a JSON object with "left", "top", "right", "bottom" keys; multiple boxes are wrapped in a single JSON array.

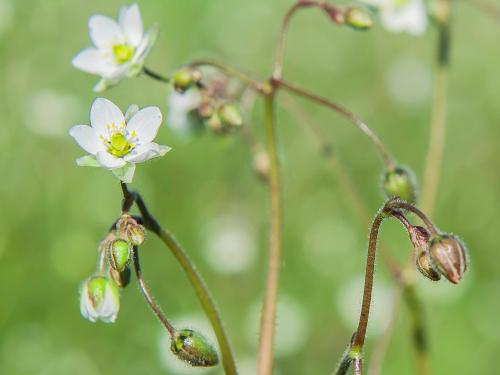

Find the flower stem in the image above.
[
  {"left": 257, "top": 94, "right": 282, "bottom": 375},
  {"left": 420, "top": 0, "right": 451, "bottom": 214},
  {"left": 333, "top": 346, "right": 354, "bottom": 375},
  {"left": 132, "top": 246, "right": 177, "bottom": 337},
  {"left": 142, "top": 66, "right": 170, "bottom": 83},
  {"left": 120, "top": 183, "right": 238, "bottom": 375},
  {"left": 274, "top": 78, "right": 396, "bottom": 169}
]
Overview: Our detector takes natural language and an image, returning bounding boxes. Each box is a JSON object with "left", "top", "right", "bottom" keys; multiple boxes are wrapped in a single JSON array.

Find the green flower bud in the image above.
[
  {"left": 429, "top": 234, "right": 468, "bottom": 284},
  {"left": 344, "top": 7, "right": 373, "bottom": 30},
  {"left": 382, "top": 166, "right": 417, "bottom": 204},
  {"left": 109, "top": 239, "right": 131, "bottom": 272},
  {"left": 109, "top": 266, "right": 131, "bottom": 288},
  {"left": 416, "top": 251, "right": 441, "bottom": 281},
  {"left": 171, "top": 329, "right": 219, "bottom": 367},
  {"left": 218, "top": 103, "right": 243, "bottom": 127},
  {"left": 173, "top": 67, "right": 202, "bottom": 93},
  {"left": 80, "top": 275, "right": 120, "bottom": 323}
]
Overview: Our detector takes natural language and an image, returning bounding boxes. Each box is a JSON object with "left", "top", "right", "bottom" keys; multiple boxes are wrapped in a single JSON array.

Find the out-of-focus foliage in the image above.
[{"left": 0, "top": 0, "right": 499, "bottom": 374}]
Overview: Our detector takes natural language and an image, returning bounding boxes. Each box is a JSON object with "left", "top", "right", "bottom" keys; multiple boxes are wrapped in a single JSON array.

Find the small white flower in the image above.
[
  {"left": 80, "top": 276, "right": 120, "bottom": 323},
  {"left": 69, "top": 98, "right": 171, "bottom": 183},
  {"left": 365, "top": 0, "right": 428, "bottom": 35},
  {"left": 167, "top": 88, "right": 203, "bottom": 136},
  {"left": 72, "top": 3, "right": 158, "bottom": 92}
]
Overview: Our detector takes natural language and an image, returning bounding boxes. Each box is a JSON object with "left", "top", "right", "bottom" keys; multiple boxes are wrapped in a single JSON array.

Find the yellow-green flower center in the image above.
[
  {"left": 107, "top": 132, "right": 133, "bottom": 157},
  {"left": 113, "top": 44, "right": 134, "bottom": 64}
]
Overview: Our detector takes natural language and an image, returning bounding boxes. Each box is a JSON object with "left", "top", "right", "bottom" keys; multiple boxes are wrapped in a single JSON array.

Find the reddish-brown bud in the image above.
[{"left": 429, "top": 234, "right": 468, "bottom": 284}]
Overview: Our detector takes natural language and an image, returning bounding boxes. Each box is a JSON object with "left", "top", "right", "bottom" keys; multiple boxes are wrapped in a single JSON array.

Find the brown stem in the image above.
[
  {"left": 274, "top": 78, "right": 395, "bottom": 169},
  {"left": 132, "top": 246, "right": 177, "bottom": 337},
  {"left": 387, "top": 200, "right": 439, "bottom": 235}
]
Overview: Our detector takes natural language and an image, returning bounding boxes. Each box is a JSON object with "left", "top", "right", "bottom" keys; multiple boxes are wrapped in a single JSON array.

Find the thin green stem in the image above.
[
  {"left": 120, "top": 183, "right": 238, "bottom": 375},
  {"left": 143, "top": 66, "right": 170, "bottom": 83},
  {"left": 421, "top": 0, "right": 451, "bottom": 215},
  {"left": 274, "top": 78, "right": 396, "bottom": 169},
  {"left": 132, "top": 246, "right": 177, "bottom": 337},
  {"left": 257, "top": 94, "right": 282, "bottom": 375}
]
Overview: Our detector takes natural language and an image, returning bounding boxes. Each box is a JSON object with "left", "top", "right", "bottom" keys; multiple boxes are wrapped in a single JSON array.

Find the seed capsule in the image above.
[
  {"left": 218, "top": 103, "right": 243, "bottom": 127},
  {"left": 109, "top": 266, "right": 132, "bottom": 288},
  {"left": 171, "top": 329, "right": 219, "bottom": 367},
  {"left": 109, "top": 239, "right": 131, "bottom": 272},
  {"left": 344, "top": 7, "right": 373, "bottom": 30},
  {"left": 429, "top": 234, "right": 468, "bottom": 284},
  {"left": 416, "top": 251, "right": 441, "bottom": 281}
]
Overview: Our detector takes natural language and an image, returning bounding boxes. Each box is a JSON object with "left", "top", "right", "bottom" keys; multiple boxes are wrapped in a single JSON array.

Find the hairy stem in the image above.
[
  {"left": 274, "top": 78, "right": 395, "bottom": 169},
  {"left": 257, "top": 94, "right": 282, "bottom": 375},
  {"left": 132, "top": 246, "right": 177, "bottom": 337},
  {"left": 333, "top": 347, "right": 353, "bottom": 375},
  {"left": 143, "top": 66, "right": 170, "bottom": 83},
  {"left": 121, "top": 183, "right": 238, "bottom": 375}
]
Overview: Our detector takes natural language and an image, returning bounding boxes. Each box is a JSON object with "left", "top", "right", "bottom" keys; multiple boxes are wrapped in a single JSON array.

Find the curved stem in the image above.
[
  {"left": 132, "top": 246, "right": 177, "bottom": 337},
  {"left": 189, "top": 59, "right": 269, "bottom": 94},
  {"left": 120, "top": 183, "right": 238, "bottom": 375},
  {"left": 274, "top": 78, "right": 395, "bottom": 169},
  {"left": 257, "top": 95, "right": 282, "bottom": 375},
  {"left": 387, "top": 200, "right": 439, "bottom": 235},
  {"left": 143, "top": 66, "right": 170, "bottom": 83}
]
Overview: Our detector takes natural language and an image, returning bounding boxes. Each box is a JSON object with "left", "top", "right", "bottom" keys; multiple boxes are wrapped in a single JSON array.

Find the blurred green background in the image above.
[{"left": 0, "top": 0, "right": 499, "bottom": 374}]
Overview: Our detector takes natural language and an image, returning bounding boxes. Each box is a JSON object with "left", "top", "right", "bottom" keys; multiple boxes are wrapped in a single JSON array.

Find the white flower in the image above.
[
  {"left": 167, "top": 88, "right": 203, "bottom": 136},
  {"left": 69, "top": 98, "right": 171, "bottom": 183},
  {"left": 72, "top": 3, "right": 158, "bottom": 92},
  {"left": 365, "top": 0, "right": 428, "bottom": 35},
  {"left": 80, "top": 276, "right": 120, "bottom": 323}
]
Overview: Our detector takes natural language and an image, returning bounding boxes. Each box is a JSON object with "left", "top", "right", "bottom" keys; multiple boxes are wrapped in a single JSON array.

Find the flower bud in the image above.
[
  {"left": 116, "top": 214, "right": 146, "bottom": 246},
  {"left": 322, "top": 3, "right": 345, "bottom": 24},
  {"left": 218, "top": 103, "right": 243, "bottom": 127},
  {"left": 382, "top": 166, "right": 417, "bottom": 204},
  {"left": 429, "top": 234, "right": 468, "bottom": 284},
  {"left": 206, "top": 113, "right": 223, "bottom": 133},
  {"left": 109, "top": 239, "right": 131, "bottom": 272},
  {"left": 252, "top": 149, "right": 271, "bottom": 182},
  {"left": 109, "top": 266, "right": 132, "bottom": 288},
  {"left": 344, "top": 7, "right": 373, "bottom": 30},
  {"left": 416, "top": 251, "right": 441, "bottom": 281},
  {"left": 80, "top": 276, "right": 120, "bottom": 323},
  {"left": 171, "top": 329, "right": 219, "bottom": 367},
  {"left": 408, "top": 225, "right": 430, "bottom": 252},
  {"left": 173, "top": 67, "right": 202, "bottom": 93},
  {"left": 198, "top": 99, "right": 214, "bottom": 119}
]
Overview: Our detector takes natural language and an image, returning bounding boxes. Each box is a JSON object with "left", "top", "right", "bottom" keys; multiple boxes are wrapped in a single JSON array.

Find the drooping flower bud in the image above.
[
  {"left": 109, "top": 266, "right": 132, "bottom": 288},
  {"left": 429, "top": 234, "right": 468, "bottom": 284},
  {"left": 173, "top": 67, "right": 202, "bottom": 93},
  {"left": 408, "top": 225, "right": 430, "bottom": 252},
  {"left": 171, "top": 329, "right": 219, "bottom": 367},
  {"left": 116, "top": 214, "right": 146, "bottom": 246},
  {"left": 416, "top": 251, "right": 441, "bottom": 281},
  {"left": 344, "top": 7, "right": 373, "bottom": 30},
  {"left": 382, "top": 166, "right": 417, "bottom": 204},
  {"left": 109, "top": 239, "right": 131, "bottom": 272},
  {"left": 218, "top": 103, "right": 243, "bottom": 128},
  {"left": 80, "top": 275, "right": 120, "bottom": 323}
]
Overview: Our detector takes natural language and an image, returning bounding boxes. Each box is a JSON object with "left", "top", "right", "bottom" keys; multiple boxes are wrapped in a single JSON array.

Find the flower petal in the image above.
[
  {"left": 127, "top": 106, "right": 162, "bottom": 144},
  {"left": 124, "top": 142, "right": 171, "bottom": 163},
  {"left": 96, "top": 151, "right": 126, "bottom": 169},
  {"left": 76, "top": 155, "right": 101, "bottom": 167},
  {"left": 89, "top": 15, "right": 124, "bottom": 49},
  {"left": 124, "top": 104, "right": 139, "bottom": 122},
  {"left": 119, "top": 3, "right": 143, "bottom": 47},
  {"left": 112, "top": 163, "right": 136, "bottom": 183},
  {"left": 90, "top": 98, "right": 125, "bottom": 135},
  {"left": 72, "top": 48, "right": 109, "bottom": 75},
  {"left": 69, "top": 125, "right": 104, "bottom": 154}
]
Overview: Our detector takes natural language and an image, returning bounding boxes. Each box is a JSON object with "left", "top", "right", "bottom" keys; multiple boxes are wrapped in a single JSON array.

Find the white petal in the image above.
[
  {"left": 96, "top": 151, "right": 126, "bottom": 169},
  {"left": 72, "top": 48, "right": 108, "bottom": 75},
  {"left": 126, "top": 106, "right": 162, "bottom": 144},
  {"left": 90, "top": 98, "right": 125, "bottom": 135},
  {"left": 124, "top": 142, "right": 171, "bottom": 163},
  {"left": 125, "top": 104, "right": 139, "bottom": 122},
  {"left": 69, "top": 125, "right": 104, "bottom": 154},
  {"left": 89, "top": 15, "right": 124, "bottom": 48},
  {"left": 381, "top": 0, "right": 427, "bottom": 35},
  {"left": 97, "top": 285, "right": 120, "bottom": 323},
  {"left": 80, "top": 286, "right": 98, "bottom": 323},
  {"left": 76, "top": 155, "right": 101, "bottom": 167},
  {"left": 112, "top": 163, "right": 136, "bottom": 183},
  {"left": 119, "top": 3, "right": 143, "bottom": 47}
]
